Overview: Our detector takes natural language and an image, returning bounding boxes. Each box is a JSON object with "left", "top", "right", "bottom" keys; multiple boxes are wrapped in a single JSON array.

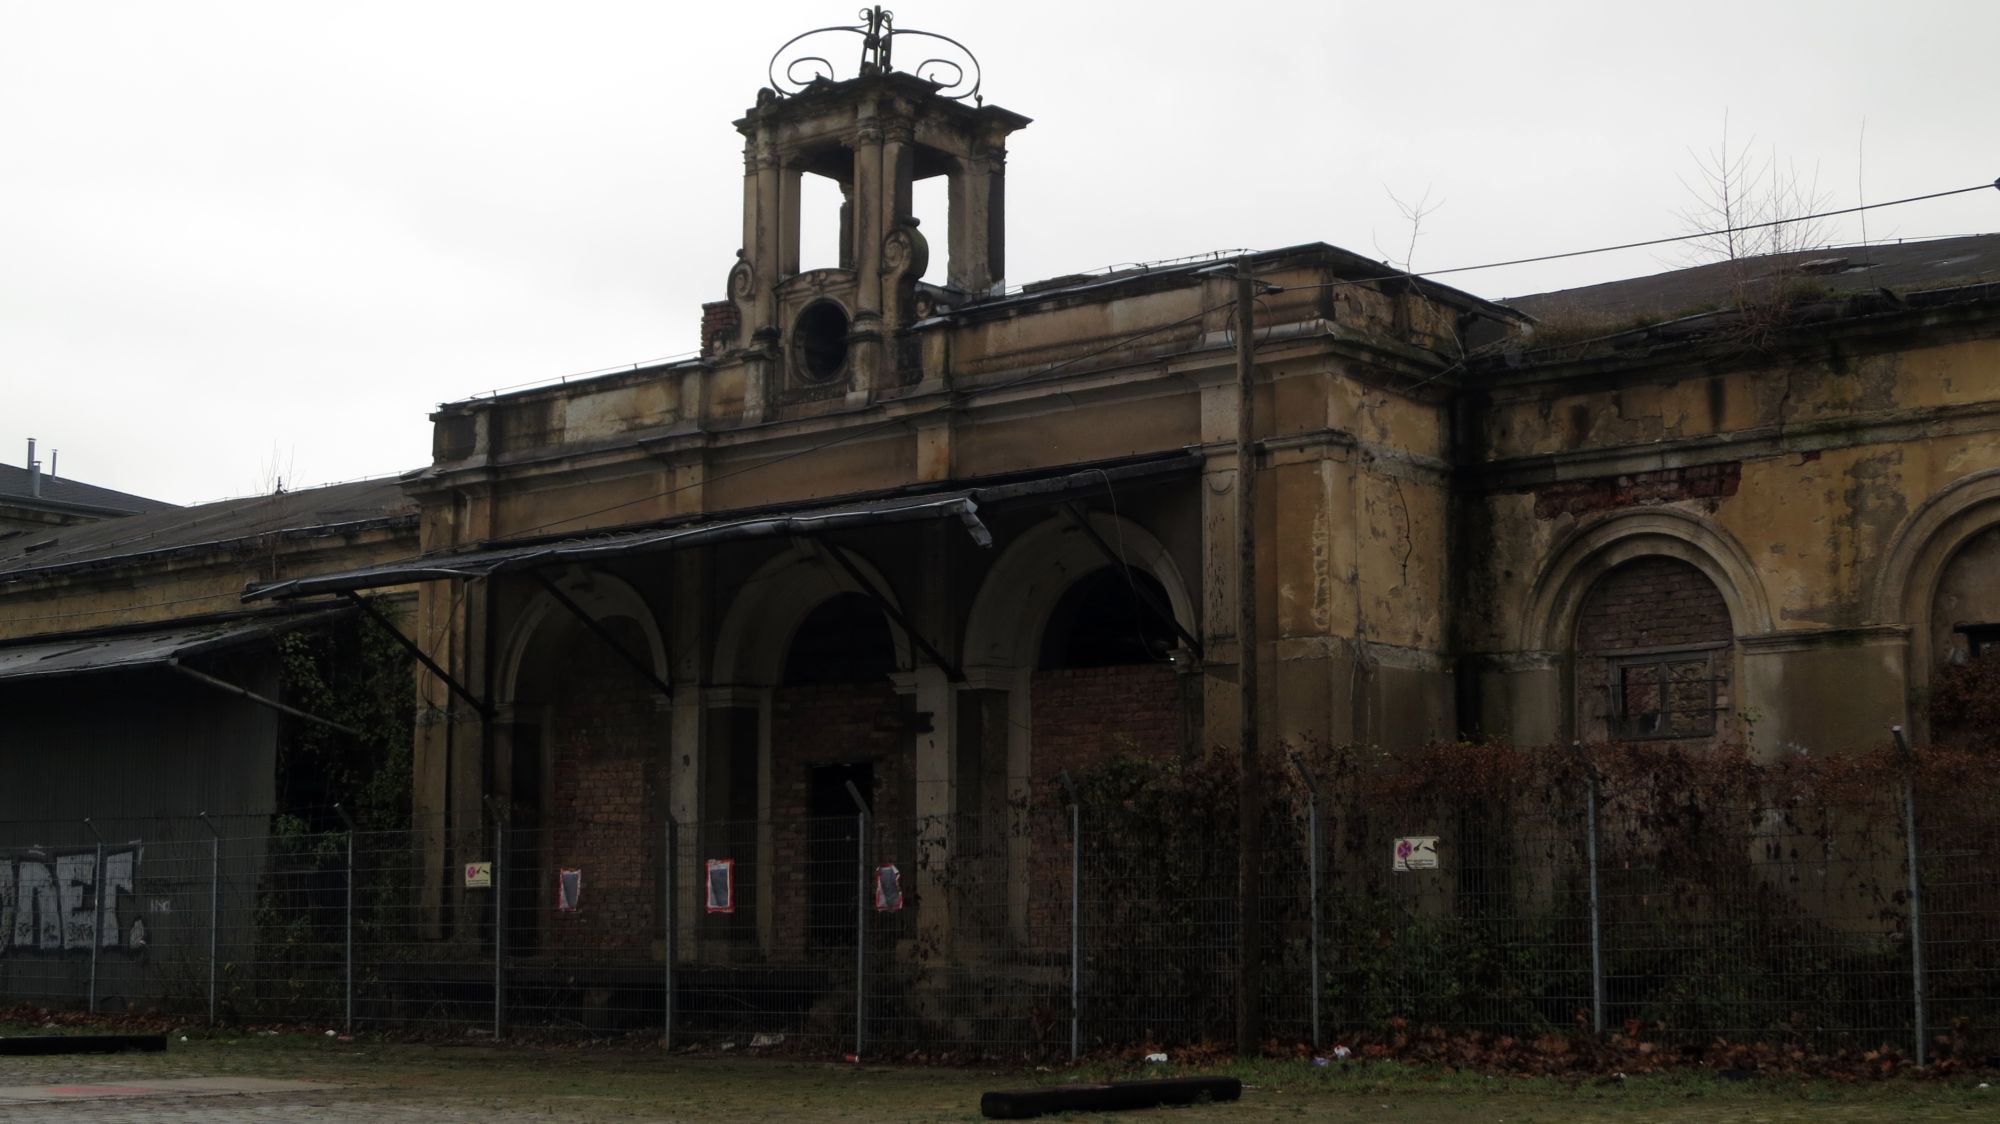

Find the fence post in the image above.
[
  {"left": 1287, "top": 754, "right": 1322, "bottom": 1051},
  {"left": 333, "top": 804, "right": 355, "bottom": 1035},
  {"left": 1058, "top": 770, "right": 1082, "bottom": 1061},
  {"left": 1579, "top": 743, "right": 1605, "bottom": 1038},
  {"left": 82, "top": 818, "right": 102, "bottom": 1015},
  {"left": 844, "top": 780, "right": 869, "bottom": 1060},
  {"left": 484, "top": 796, "right": 507, "bottom": 1040},
  {"left": 199, "top": 813, "right": 220, "bottom": 1025},
  {"left": 1893, "top": 725, "right": 1926, "bottom": 1066},
  {"left": 664, "top": 813, "right": 676, "bottom": 1050}
]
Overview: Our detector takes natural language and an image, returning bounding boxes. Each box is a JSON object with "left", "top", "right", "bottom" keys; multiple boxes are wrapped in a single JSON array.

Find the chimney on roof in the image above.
[{"left": 25, "top": 438, "right": 39, "bottom": 498}]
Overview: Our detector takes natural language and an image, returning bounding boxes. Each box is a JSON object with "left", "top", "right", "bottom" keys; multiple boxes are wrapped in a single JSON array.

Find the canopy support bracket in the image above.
[
  {"left": 341, "top": 591, "right": 492, "bottom": 720},
  {"left": 530, "top": 571, "right": 676, "bottom": 701},
  {"left": 803, "top": 539, "right": 965, "bottom": 683},
  {"left": 1059, "top": 502, "right": 1205, "bottom": 661},
  {"left": 167, "top": 659, "right": 366, "bottom": 739}
]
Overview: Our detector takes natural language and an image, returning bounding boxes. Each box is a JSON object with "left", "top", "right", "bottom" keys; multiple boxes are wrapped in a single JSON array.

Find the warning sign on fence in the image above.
[
  {"left": 874, "top": 864, "right": 903, "bottom": 912},
  {"left": 464, "top": 862, "right": 492, "bottom": 888},
  {"left": 706, "top": 859, "right": 735, "bottom": 914},
  {"left": 1393, "top": 836, "right": 1439, "bottom": 872}
]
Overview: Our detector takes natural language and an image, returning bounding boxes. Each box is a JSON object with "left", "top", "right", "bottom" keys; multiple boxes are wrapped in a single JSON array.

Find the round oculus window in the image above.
[{"left": 794, "top": 301, "right": 850, "bottom": 384}]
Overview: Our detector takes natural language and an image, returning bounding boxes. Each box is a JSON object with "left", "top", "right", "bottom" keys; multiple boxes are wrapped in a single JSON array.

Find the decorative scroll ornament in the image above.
[
  {"left": 880, "top": 221, "right": 929, "bottom": 281},
  {"left": 727, "top": 252, "right": 759, "bottom": 301},
  {"left": 767, "top": 6, "right": 984, "bottom": 103}
]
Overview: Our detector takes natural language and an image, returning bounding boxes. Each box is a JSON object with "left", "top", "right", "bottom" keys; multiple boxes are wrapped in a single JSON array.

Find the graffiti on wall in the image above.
[{"left": 0, "top": 846, "right": 144, "bottom": 955}]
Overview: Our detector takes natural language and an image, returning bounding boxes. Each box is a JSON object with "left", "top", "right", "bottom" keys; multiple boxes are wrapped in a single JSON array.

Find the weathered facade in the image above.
[
  {"left": 5, "top": 35, "right": 1999, "bottom": 1006},
  {"left": 229, "top": 59, "right": 2000, "bottom": 965},
  {"left": 1463, "top": 254, "right": 2000, "bottom": 754}
]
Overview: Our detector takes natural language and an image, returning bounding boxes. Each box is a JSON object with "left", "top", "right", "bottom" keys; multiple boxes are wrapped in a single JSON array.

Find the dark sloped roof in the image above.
[
  {"left": 0, "top": 463, "right": 177, "bottom": 516},
  {"left": 0, "top": 476, "right": 418, "bottom": 580},
  {"left": 1504, "top": 234, "right": 2000, "bottom": 324}
]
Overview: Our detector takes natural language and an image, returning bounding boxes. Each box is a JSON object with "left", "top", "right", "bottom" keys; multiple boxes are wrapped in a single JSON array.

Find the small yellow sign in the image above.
[{"left": 464, "top": 862, "right": 493, "bottom": 888}]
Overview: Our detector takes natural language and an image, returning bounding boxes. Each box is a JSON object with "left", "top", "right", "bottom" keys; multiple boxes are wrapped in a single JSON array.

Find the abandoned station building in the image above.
[{"left": 5, "top": 26, "right": 2000, "bottom": 968}]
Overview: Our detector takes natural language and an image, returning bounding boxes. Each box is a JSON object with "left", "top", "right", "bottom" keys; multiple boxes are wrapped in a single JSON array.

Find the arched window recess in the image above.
[
  {"left": 525, "top": 569, "right": 674, "bottom": 700},
  {"left": 796, "top": 537, "right": 964, "bottom": 682},
  {"left": 1056, "top": 504, "right": 1203, "bottom": 661}
]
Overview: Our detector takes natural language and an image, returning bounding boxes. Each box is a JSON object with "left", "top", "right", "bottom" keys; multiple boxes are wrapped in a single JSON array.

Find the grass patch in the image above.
[{"left": 0, "top": 1025, "right": 1990, "bottom": 1121}]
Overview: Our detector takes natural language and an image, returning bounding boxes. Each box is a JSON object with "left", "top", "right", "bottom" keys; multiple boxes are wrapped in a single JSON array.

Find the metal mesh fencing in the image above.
[{"left": 0, "top": 759, "right": 1993, "bottom": 1062}]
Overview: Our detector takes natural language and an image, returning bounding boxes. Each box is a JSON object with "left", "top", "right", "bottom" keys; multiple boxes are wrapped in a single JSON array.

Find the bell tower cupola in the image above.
[{"left": 718, "top": 9, "right": 1029, "bottom": 417}]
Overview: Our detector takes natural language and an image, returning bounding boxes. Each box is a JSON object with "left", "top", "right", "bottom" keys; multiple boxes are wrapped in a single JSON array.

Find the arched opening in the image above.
[
  {"left": 1925, "top": 523, "right": 2000, "bottom": 750},
  {"left": 1573, "top": 557, "right": 1734, "bottom": 743},
  {"left": 957, "top": 515, "right": 1197, "bottom": 941},
  {"left": 496, "top": 574, "right": 668, "bottom": 959},
  {"left": 767, "top": 588, "right": 910, "bottom": 950},
  {"left": 1028, "top": 562, "right": 1189, "bottom": 777},
  {"left": 1037, "top": 566, "right": 1179, "bottom": 670}
]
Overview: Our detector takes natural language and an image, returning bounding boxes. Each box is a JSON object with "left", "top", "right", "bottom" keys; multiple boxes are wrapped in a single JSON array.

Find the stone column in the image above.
[
  {"left": 776, "top": 163, "right": 802, "bottom": 279},
  {"left": 847, "top": 109, "right": 887, "bottom": 404},
  {"left": 947, "top": 146, "right": 1006, "bottom": 293},
  {"left": 1200, "top": 378, "right": 1244, "bottom": 755},
  {"left": 751, "top": 133, "right": 783, "bottom": 330}
]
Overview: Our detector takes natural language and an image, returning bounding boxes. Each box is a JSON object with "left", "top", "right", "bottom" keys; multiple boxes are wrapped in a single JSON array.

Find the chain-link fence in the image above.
[{"left": 0, "top": 748, "right": 1993, "bottom": 1062}]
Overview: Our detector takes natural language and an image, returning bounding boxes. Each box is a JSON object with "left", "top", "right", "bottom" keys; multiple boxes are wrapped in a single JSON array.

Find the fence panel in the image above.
[{"left": 0, "top": 758, "right": 1992, "bottom": 1058}]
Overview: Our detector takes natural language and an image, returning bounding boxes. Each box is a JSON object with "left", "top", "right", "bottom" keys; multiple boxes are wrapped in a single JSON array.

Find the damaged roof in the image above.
[
  {"left": 0, "top": 476, "right": 418, "bottom": 582},
  {"left": 1504, "top": 233, "right": 2000, "bottom": 324}
]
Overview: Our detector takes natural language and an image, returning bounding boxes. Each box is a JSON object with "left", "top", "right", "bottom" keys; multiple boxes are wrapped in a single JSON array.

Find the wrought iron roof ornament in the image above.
[{"left": 767, "top": 7, "right": 984, "bottom": 104}]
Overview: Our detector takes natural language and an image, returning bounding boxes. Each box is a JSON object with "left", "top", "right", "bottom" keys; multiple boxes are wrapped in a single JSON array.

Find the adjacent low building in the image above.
[
  {"left": 0, "top": 440, "right": 176, "bottom": 537},
  {"left": 0, "top": 478, "right": 418, "bottom": 1007}
]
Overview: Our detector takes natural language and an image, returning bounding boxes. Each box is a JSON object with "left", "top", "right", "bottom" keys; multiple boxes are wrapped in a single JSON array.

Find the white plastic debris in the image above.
[
  {"left": 1332, "top": 1044, "right": 1352, "bottom": 1059},
  {"left": 750, "top": 1033, "right": 784, "bottom": 1048},
  {"left": 1144, "top": 1052, "right": 1168, "bottom": 1064},
  {"left": 325, "top": 1030, "right": 336, "bottom": 1037}
]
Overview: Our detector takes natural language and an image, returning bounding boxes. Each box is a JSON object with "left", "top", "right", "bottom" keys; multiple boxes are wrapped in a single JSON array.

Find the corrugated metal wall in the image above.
[{"left": 0, "top": 650, "right": 280, "bottom": 1010}]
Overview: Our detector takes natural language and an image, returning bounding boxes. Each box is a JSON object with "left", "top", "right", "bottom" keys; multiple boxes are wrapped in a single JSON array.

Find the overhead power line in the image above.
[{"left": 1294, "top": 179, "right": 2000, "bottom": 292}]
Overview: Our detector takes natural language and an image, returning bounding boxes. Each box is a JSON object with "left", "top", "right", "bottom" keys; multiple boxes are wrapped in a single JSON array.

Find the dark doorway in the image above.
[
  {"left": 506, "top": 723, "right": 544, "bottom": 954},
  {"left": 806, "top": 762, "right": 873, "bottom": 948}
]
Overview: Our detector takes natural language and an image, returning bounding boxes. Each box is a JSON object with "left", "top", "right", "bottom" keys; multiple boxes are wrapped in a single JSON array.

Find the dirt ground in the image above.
[{"left": 0, "top": 1028, "right": 1992, "bottom": 1121}]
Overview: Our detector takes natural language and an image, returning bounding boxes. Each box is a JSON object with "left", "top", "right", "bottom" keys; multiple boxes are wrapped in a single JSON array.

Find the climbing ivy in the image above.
[
  {"left": 1928, "top": 656, "right": 2000, "bottom": 754},
  {"left": 273, "top": 600, "right": 415, "bottom": 832}
]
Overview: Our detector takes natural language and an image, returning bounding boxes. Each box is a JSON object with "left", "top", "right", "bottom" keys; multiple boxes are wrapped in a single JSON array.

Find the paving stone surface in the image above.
[{"left": 0, "top": 1090, "right": 555, "bottom": 1122}]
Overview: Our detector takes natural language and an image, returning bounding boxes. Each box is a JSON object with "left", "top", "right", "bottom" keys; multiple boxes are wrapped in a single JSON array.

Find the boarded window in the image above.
[
  {"left": 1612, "top": 654, "right": 1719, "bottom": 739},
  {"left": 1573, "top": 557, "right": 1733, "bottom": 744}
]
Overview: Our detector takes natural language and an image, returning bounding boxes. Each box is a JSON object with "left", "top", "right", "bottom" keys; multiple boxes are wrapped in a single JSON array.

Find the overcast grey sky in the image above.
[{"left": 5, "top": 0, "right": 1996, "bottom": 505}]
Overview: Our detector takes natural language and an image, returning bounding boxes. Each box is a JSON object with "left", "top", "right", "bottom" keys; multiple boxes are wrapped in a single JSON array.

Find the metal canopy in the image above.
[
  {"left": 242, "top": 454, "right": 1200, "bottom": 603},
  {"left": 0, "top": 609, "right": 348, "bottom": 685}
]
